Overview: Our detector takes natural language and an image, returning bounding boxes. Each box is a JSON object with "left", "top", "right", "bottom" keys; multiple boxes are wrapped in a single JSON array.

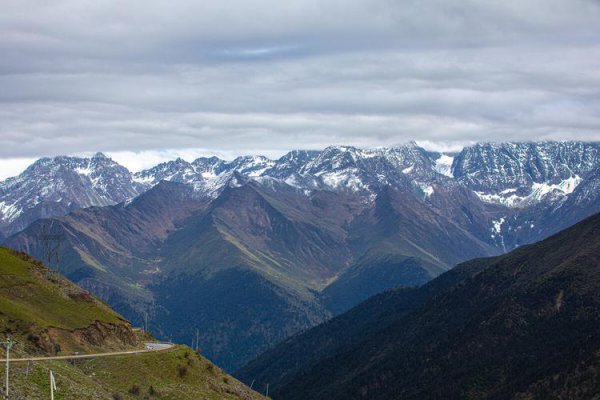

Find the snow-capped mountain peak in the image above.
[{"left": 0, "top": 154, "right": 147, "bottom": 236}]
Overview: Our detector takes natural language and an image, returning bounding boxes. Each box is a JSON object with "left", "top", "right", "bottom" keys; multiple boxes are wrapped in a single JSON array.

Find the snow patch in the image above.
[
  {"left": 434, "top": 154, "right": 454, "bottom": 177},
  {"left": 247, "top": 166, "right": 271, "bottom": 177},
  {"left": 201, "top": 171, "right": 217, "bottom": 179},
  {"left": 402, "top": 165, "right": 414, "bottom": 174},
  {"left": 320, "top": 170, "right": 366, "bottom": 192},
  {"left": 492, "top": 217, "right": 505, "bottom": 235},
  {"left": 475, "top": 192, "right": 524, "bottom": 208},
  {"left": 530, "top": 175, "right": 581, "bottom": 200},
  {"left": 476, "top": 176, "right": 582, "bottom": 207},
  {"left": 75, "top": 166, "right": 93, "bottom": 176},
  {"left": 284, "top": 175, "right": 302, "bottom": 189},
  {"left": 133, "top": 174, "right": 155, "bottom": 185},
  {"left": 416, "top": 182, "right": 434, "bottom": 198},
  {"left": 0, "top": 201, "right": 22, "bottom": 222},
  {"left": 491, "top": 217, "right": 507, "bottom": 251}
]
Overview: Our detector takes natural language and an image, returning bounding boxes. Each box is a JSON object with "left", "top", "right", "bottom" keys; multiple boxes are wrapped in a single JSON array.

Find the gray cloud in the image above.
[{"left": 1, "top": 0, "right": 600, "bottom": 170}]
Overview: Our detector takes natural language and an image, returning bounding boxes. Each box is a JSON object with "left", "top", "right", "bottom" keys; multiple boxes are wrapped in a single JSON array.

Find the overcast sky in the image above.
[{"left": 1, "top": 0, "right": 600, "bottom": 178}]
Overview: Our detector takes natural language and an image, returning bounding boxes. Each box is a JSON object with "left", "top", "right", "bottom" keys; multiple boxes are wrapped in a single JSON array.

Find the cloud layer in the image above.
[{"left": 1, "top": 0, "right": 600, "bottom": 177}]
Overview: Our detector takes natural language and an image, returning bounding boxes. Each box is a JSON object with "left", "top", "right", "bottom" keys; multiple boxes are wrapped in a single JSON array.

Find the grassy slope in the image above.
[
  {"left": 0, "top": 247, "right": 266, "bottom": 399},
  {"left": 4, "top": 346, "right": 267, "bottom": 400},
  {"left": 0, "top": 247, "right": 123, "bottom": 332}
]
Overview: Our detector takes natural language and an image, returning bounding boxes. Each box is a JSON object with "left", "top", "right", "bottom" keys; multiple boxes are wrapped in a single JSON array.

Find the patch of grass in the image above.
[
  {"left": 3, "top": 346, "right": 266, "bottom": 399},
  {"left": 0, "top": 247, "right": 122, "bottom": 331},
  {"left": 76, "top": 248, "right": 108, "bottom": 272}
]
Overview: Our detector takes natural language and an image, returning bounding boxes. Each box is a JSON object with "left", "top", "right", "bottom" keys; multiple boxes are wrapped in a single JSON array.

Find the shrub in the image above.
[
  {"left": 112, "top": 394, "right": 123, "bottom": 400},
  {"left": 129, "top": 384, "right": 141, "bottom": 395},
  {"left": 177, "top": 365, "right": 188, "bottom": 378}
]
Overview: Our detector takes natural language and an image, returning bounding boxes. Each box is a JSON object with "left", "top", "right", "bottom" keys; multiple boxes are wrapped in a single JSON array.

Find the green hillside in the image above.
[
  {"left": 0, "top": 247, "right": 267, "bottom": 399},
  {"left": 0, "top": 247, "right": 133, "bottom": 355},
  {"left": 0, "top": 248, "right": 121, "bottom": 328}
]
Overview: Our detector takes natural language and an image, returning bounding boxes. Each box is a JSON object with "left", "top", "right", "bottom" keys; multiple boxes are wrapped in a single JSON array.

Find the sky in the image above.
[{"left": 1, "top": 0, "right": 600, "bottom": 178}]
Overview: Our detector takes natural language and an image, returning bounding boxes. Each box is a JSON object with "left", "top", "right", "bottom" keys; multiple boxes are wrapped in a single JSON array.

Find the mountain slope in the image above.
[
  {"left": 0, "top": 246, "right": 136, "bottom": 355},
  {"left": 153, "top": 179, "right": 355, "bottom": 370},
  {"left": 7, "top": 173, "right": 500, "bottom": 371},
  {"left": 8, "top": 346, "right": 267, "bottom": 400},
  {"left": 5, "top": 181, "right": 207, "bottom": 320},
  {"left": 245, "top": 212, "right": 600, "bottom": 400},
  {"left": 0, "top": 247, "right": 266, "bottom": 400},
  {"left": 237, "top": 255, "right": 492, "bottom": 391},
  {"left": 453, "top": 141, "right": 599, "bottom": 207},
  {"left": 322, "top": 184, "right": 498, "bottom": 313}
]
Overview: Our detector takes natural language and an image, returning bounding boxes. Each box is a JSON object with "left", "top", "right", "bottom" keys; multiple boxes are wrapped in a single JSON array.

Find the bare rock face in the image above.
[
  {"left": 72, "top": 320, "right": 136, "bottom": 348},
  {"left": 452, "top": 141, "right": 600, "bottom": 205},
  {"left": 33, "top": 321, "right": 137, "bottom": 355}
]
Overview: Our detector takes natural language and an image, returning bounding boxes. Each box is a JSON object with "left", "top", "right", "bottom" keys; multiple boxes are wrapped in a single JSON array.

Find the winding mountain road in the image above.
[{"left": 0, "top": 342, "right": 174, "bottom": 363}]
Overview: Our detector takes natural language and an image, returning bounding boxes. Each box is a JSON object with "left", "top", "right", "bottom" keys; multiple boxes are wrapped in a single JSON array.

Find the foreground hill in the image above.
[
  {"left": 6, "top": 347, "right": 266, "bottom": 400},
  {"left": 239, "top": 212, "right": 600, "bottom": 400},
  {"left": 0, "top": 246, "right": 136, "bottom": 355},
  {"left": 0, "top": 247, "right": 266, "bottom": 399}
]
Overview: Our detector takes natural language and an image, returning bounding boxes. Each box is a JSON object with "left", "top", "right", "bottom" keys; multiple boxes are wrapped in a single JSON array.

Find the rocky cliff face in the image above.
[
  {"left": 36, "top": 321, "right": 137, "bottom": 355},
  {"left": 452, "top": 141, "right": 600, "bottom": 206}
]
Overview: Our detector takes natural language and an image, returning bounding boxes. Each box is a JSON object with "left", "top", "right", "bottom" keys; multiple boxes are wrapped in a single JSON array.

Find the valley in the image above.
[{"left": 239, "top": 211, "right": 600, "bottom": 399}]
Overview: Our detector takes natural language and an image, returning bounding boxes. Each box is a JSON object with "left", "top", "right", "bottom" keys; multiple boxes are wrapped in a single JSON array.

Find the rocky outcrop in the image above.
[{"left": 33, "top": 321, "right": 137, "bottom": 355}]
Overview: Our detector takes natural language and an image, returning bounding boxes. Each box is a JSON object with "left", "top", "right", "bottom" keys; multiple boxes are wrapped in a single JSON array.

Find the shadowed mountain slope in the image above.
[{"left": 240, "top": 212, "right": 600, "bottom": 400}]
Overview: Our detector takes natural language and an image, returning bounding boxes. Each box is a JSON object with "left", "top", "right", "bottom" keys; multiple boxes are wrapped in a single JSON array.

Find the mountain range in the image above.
[
  {"left": 1, "top": 140, "right": 599, "bottom": 370},
  {"left": 238, "top": 211, "right": 600, "bottom": 400}
]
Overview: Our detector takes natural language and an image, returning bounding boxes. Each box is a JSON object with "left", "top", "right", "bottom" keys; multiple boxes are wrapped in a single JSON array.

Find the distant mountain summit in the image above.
[
  {"left": 0, "top": 152, "right": 147, "bottom": 236},
  {"left": 453, "top": 141, "right": 599, "bottom": 207}
]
